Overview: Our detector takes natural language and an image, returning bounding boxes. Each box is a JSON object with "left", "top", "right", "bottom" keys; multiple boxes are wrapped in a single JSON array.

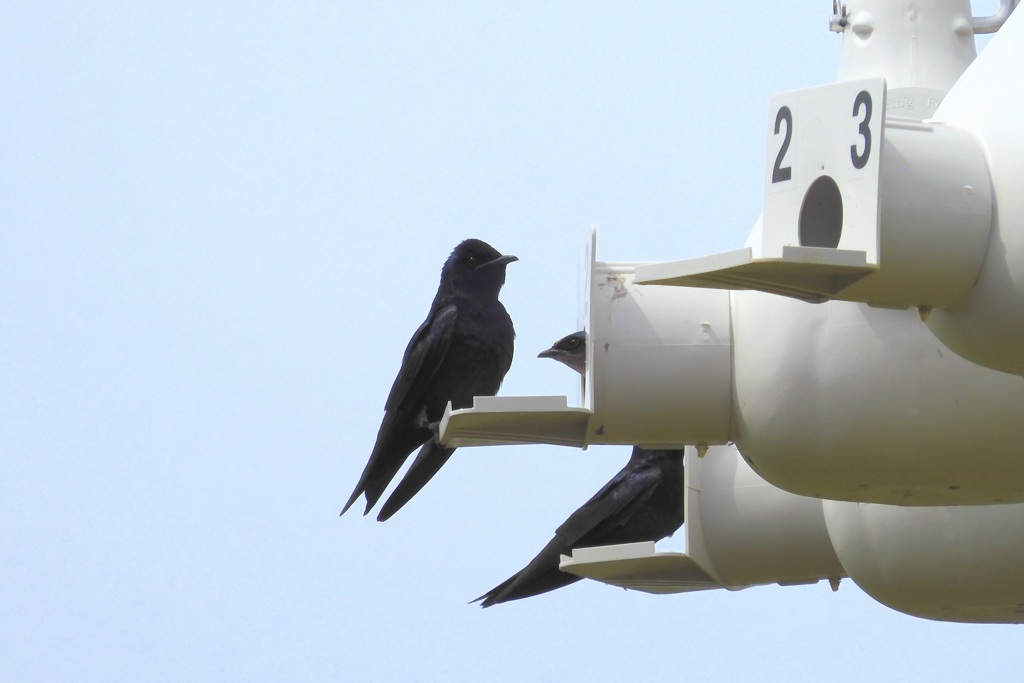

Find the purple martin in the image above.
[
  {"left": 474, "top": 445, "right": 685, "bottom": 607},
  {"left": 342, "top": 239, "right": 516, "bottom": 521},
  {"left": 537, "top": 330, "right": 586, "bottom": 374}
]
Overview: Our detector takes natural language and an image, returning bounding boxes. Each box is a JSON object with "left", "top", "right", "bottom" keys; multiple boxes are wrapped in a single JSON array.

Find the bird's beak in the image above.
[
  {"left": 476, "top": 254, "right": 518, "bottom": 269},
  {"left": 537, "top": 347, "right": 558, "bottom": 360}
]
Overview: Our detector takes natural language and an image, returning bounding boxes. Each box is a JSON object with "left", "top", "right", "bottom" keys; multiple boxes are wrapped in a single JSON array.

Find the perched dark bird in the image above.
[
  {"left": 474, "top": 446, "right": 685, "bottom": 607},
  {"left": 537, "top": 330, "right": 586, "bottom": 374},
  {"left": 342, "top": 238, "right": 517, "bottom": 521}
]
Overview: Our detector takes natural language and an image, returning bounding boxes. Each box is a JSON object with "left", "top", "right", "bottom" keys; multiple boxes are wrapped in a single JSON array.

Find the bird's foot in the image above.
[
  {"left": 427, "top": 420, "right": 442, "bottom": 447},
  {"left": 414, "top": 409, "right": 444, "bottom": 446}
]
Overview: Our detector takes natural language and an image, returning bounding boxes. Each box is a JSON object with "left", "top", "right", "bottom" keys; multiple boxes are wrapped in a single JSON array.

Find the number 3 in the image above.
[{"left": 851, "top": 90, "right": 872, "bottom": 169}]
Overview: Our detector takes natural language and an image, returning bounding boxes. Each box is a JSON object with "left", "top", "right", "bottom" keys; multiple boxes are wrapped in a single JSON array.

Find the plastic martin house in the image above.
[{"left": 442, "top": 0, "right": 1024, "bottom": 623}]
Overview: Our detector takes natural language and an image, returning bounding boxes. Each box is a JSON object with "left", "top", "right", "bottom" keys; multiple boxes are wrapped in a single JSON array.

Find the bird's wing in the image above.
[
  {"left": 383, "top": 304, "right": 458, "bottom": 412},
  {"left": 339, "top": 305, "right": 458, "bottom": 517},
  {"left": 474, "top": 465, "right": 662, "bottom": 607},
  {"left": 552, "top": 465, "right": 663, "bottom": 549}
]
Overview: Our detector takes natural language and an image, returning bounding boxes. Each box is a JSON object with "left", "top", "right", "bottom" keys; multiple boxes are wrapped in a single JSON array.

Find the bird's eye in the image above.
[
  {"left": 466, "top": 255, "right": 479, "bottom": 266},
  {"left": 568, "top": 339, "right": 580, "bottom": 349}
]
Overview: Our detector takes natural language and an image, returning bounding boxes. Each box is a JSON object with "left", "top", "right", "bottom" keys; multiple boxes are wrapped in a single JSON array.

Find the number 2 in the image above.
[
  {"left": 851, "top": 90, "right": 872, "bottom": 169},
  {"left": 772, "top": 106, "right": 793, "bottom": 183}
]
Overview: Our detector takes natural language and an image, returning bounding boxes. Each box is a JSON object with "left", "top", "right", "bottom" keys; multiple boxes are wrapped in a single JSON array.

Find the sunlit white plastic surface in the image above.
[
  {"left": 926, "top": 6, "right": 1024, "bottom": 376},
  {"left": 836, "top": 0, "right": 977, "bottom": 120},
  {"left": 824, "top": 500, "right": 1024, "bottom": 623},
  {"left": 559, "top": 541, "right": 723, "bottom": 595},
  {"left": 732, "top": 290, "right": 1024, "bottom": 505},
  {"left": 634, "top": 245, "right": 874, "bottom": 304},
  {"left": 588, "top": 259, "right": 731, "bottom": 447},
  {"left": 439, "top": 396, "right": 589, "bottom": 448},
  {"left": 834, "top": 117, "right": 992, "bottom": 308},
  {"left": 686, "top": 446, "right": 846, "bottom": 588}
]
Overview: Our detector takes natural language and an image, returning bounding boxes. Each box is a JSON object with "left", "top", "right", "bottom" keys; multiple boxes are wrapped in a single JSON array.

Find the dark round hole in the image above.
[{"left": 799, "top": 175, "right": 843, "bottom": 249}]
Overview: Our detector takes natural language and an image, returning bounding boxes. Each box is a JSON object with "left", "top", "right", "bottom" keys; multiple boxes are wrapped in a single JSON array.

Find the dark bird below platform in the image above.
[
  {"left": 341, "top": 238, "right": 516, "bottom": 521},
  {"left": 474, "top": 446, "right": 685, "bottom": 607}
]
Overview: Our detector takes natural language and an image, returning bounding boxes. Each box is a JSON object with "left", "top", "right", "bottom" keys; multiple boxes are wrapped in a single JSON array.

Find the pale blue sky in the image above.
[{"left": 2, "top": 3, "right": 1017, "bottom": 681}]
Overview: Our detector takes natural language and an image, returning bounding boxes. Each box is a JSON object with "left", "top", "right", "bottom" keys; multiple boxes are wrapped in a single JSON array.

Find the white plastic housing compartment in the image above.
[
  {"left": 924, "top": 5, "right": 1024, "bottom": 376},
  {"left": 835, "top": 118, "right": 992, "bottom": 309},
  {"left": 587, "top": 260, "right": 731, "bottom": 447},
  {"left": 731, "top": 290, "right": 1024, "bottom": 506},
  {"left": 835, "top": 0, "right": 978, "bottom": 119},
  {"left": 686, "top": 446, "right": 845, "bottom": 588},
  {"left": 824, "top": 500, "right": 1024, "bottom": 623}
]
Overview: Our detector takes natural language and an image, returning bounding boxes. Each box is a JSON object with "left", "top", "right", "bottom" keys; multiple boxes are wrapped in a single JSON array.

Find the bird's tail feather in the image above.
[
  {"left": 340, "top": 487, "right": 362, "bottom": 516},
  {"left": 473, "top": 575, "right": 517, "bottom": 608},
  {"left": 340, "top": 454, "right": 410, "bottom": 517},
  {"left": 376, "top": 441, "right": 455, "bottom": 521},
  {"left": 474, "top": 542, "right": 582, "bottom": 607},
  {"left": 340, "top": 417, "right": 429, "bottom": 517},
  {"left": 475, "top": 571, "right": 581, "bottom": 607}
]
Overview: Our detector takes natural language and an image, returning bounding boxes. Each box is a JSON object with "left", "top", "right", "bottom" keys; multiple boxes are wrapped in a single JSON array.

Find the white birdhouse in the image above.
[{"left": 440, "top": 0, "right": 1024, "bottom": 624}]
